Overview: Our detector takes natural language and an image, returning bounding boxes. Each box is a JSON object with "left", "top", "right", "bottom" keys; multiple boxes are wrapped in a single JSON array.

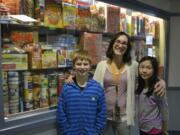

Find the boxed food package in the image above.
[
  {"left": 48, "top": 74, "right": 58, "bottom": 107},
  {"left": 30, "top": 44, "right": 42, "bottom": 69},
  {"left": 2, "top": 0, "right": 21, "bottom": 14},
  {"left": 42, "top": 49, "right": 57, "bottom": 69},
  {"left": 2, "top": 53, "right": 28, "bottom": 70},
  {"left": 44, "top": 1, "right": 63, "bottom": 28}
]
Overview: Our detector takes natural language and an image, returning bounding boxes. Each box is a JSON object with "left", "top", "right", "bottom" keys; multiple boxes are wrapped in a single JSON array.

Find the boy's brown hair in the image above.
[{"left": 72, "top": 50, "right": 92, "bottom": 66}]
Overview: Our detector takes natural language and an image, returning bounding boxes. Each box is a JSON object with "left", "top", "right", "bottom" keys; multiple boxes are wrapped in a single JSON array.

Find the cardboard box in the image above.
[{"left": 2, "top": 53, "right": 28, "bottom": 70}]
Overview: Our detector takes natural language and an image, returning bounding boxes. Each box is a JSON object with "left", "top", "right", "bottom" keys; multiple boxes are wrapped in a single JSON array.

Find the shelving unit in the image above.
[
  {"left": 0, "top": 20, "right": 67, "bottom": 133},
  {"left": 0, "top": 19, "right": 164, "bottom": 125}
]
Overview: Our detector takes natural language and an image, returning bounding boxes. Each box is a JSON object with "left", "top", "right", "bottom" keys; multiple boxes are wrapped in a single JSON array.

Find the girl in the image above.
[{"left": 136, "top": 56, "right": 169, "bottom": 135}]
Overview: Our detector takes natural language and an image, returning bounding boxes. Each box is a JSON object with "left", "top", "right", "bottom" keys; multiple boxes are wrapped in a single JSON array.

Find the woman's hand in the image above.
[
  {"left": 154, "top": 79, "right": 166, "bottom": 97},
  {"left": 65, "top": 74, "right": 74, "bottom": 83}
]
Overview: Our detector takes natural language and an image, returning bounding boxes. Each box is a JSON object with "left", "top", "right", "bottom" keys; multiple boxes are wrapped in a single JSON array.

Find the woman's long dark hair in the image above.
[
  {"left": 106, "top": 32, "right": 132, "bottom": 64},
  {"left": 136, "top": 56, "right": 159, "bottom": 97}
]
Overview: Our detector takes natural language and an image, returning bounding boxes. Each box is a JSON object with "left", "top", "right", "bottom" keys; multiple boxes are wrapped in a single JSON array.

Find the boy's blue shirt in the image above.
[{"left": 57, "top": 78, "right": 107, "bottom": 135}]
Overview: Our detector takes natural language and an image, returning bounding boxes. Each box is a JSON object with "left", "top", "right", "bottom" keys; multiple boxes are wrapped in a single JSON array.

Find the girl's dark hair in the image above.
[
  {"left": 106, "top": 31, "right": 132, "bottom": 64},
  {"left": 136, "top": 56, "right": 159, "bottom": 97}
]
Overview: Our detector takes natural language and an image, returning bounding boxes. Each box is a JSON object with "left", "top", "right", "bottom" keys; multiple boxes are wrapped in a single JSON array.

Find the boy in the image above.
[{"left": 57, "top": 50, "right": 107, "bottom": 135}]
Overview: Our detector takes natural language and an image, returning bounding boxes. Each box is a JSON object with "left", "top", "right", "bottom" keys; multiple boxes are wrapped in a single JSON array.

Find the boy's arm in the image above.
[
  {"left": 95, "top": 88, "right": 107, "bottom": 134},
  {"left": 57, "top": 86, "right": 70, "bottom": 134}
]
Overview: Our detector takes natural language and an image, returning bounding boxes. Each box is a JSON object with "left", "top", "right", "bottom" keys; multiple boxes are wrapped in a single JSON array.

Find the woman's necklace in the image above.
[{"left": 110, "top": 61, "right": 125, "bottom": 84}]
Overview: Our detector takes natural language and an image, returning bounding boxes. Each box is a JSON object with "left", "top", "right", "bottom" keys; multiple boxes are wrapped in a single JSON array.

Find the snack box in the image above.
[{"left": 2, "top": 53, "right": 28, "bottom": 70}]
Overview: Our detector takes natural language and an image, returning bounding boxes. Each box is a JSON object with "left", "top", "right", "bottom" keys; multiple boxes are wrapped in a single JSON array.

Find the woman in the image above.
[{"left": 93, "top": 32, "right": 165, "bottom": 135}]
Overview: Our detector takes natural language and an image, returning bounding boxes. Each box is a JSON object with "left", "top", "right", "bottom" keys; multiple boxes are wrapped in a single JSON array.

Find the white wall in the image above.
[
  {"left": 137, "top": 0, "right": 171, "bottom": 12},
  {"left": 168, "top": 16, "right": 180, "bottom": 87},
  {"left": 137, "top": 0, "right": 180, "bottom": 13},
  {"left": 167, "top": 92, "right": 180, "bottom": 130},
  {"left": 169, "top": 0, "right": 180, "bottom": 13}
]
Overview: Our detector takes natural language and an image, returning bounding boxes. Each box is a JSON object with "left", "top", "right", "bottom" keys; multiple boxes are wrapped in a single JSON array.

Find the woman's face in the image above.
[
  {"left": 139, "top": 60, "right": 154, "bottom": 81},
  {"left": 113, "top": 35, "right": 128, "bottom": 56}
]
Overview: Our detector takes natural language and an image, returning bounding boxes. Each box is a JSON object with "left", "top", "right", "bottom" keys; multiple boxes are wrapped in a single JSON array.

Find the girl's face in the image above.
[
  {"left": 74, "top": 59, "right": 90, "bottom": 77},
  {"left": 113, "top": 35, "right": 128, "bottom": 56},
  {"left": 139, "top": 60, "right": 154, "bottom": 81}
]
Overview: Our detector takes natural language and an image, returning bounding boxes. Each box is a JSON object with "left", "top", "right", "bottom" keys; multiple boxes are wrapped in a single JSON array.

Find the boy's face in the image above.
[
  {"left": 139, "top": 60, "right": 154, "bottom": 80},
  {"left": 74, "top": 59, "right": 90, "bottom": 77}
]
